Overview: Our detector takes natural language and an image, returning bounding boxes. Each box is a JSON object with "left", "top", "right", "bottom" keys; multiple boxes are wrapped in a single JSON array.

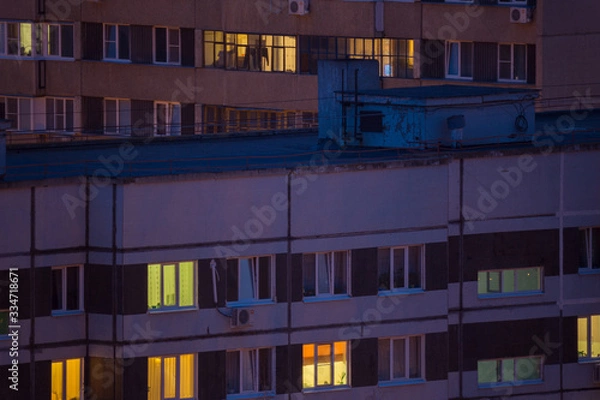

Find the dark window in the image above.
[
  {"left": 61, "top": 25, "right": 74, "bottom": 58},
  {"left": 360, "top": 110, "right": 383, "bottom": 133},
  {"left": 52, "top": 266, "right": 80, "bottom": 312}
]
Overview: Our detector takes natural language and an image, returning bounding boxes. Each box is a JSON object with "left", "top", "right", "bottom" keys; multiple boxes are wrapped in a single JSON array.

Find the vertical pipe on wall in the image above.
[
  {"left": 111, "top": 183, "right": 118, "bottom": 400},
  {"left": 286, "top": 170, "right": 292, "bottom": 399},
  {"left": 458, "top": 159, "right": 465, "bottom": 399},
  {"left": 559, "top": 152, "right": 565, "bottom": 399}
]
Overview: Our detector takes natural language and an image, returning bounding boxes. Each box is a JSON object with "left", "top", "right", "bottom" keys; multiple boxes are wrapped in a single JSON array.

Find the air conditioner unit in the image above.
[
  {"left": 289, "top": 0, "right": 309, "bottom": 16},
  {"left": 509, "top": 7, "right": 531, "bottom": 23},
  {"left": 593, "top": 363, "right": 600, "bottom": 384},
  {"left": 230, "top": 308, "right": 254, "bottom": 328}
]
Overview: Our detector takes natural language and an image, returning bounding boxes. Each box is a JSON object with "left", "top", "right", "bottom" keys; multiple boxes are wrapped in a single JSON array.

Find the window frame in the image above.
[
  {"left": 302, "top": 341, "right": 349, "bottom": 391},
  {"left": 579, "top": 227, "right": 600, "bottom": 272},
  {"left": 378, "top": 335, "right": 425, "bottom": 385},
  {"left": 153, "top": 26, "right": 181, "bottom": 65},
  {"left": 477, "top": 266, "right": 543, "bottom": 297},
  {"left": 498, "top": 43, "right": 527, "bottom": 83},
  {"left": 226, "top": 347, "right": 274, "bottom": 397},
  {"left": 51, "top": 264, "right": 83, "bottom": 315},
  {"left": 445, "top": 40, "right": 473, "bottom": 80},
  {"left": 302, "top": 251, "right": 351, "bottom": 299},
  {"left": 227, "top": 255, "right": 275, "bottom": 305},
  {"left": 103, "top": 23, "right": 130, "bottom": 61},
  {"left": 577, "top": 315, "right": 600, "bottom": 361},
  {"left": 51, "top": 358, "right": 83, "bottom": 400},
  {"left": 378, "top": 245, "right": 425, "bottom": 293},
  {"left": 37, "top": 22, "right": 74, "bottom": 59},
  {"left": 2, "top": 96, "right": 33, "bottom": 131},
  {"left": 46, "top": 97, "right": 74, "bottom": 132},
  {"left": 148, "top": 353, "right": 196, "bottom": 400},
  {"left": 104, "top": 98, "right": 131, "bottom": 135},
  {"left": 477, "top": 355, "right": 544, "bottom": 387},
  {"left": 147, "top": 261, "right": 197, "bottom": 312},
  {"left": 154, "top": 101, "right": 181, "bottom": 136},
  {"left": 0, "top": 21, "right": 34, "bottom": 57}
]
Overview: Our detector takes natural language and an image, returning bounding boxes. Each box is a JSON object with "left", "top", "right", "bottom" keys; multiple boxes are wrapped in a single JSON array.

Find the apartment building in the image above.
[
  {"left": 1, "top": 98, "right": 600, "bottom": 399},
  {"left": 0, "top": 0, "right": 599, "bottom": 138}
]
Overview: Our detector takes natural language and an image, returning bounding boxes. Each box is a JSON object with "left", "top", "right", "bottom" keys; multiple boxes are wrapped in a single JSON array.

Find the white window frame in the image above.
[
  {"left": 147, "top": 261, "right": 197, "bottom": 312},
  {"left": 3, "top": 96, "right": 33, "bottom": 132},
  {"left": 477, "top": 355, "right": 544, "bottom": 387},
  {"left": 478, "top": 266, "right": 543, "bottom": 297},
  {"left": 154, "top": 101, "right": 181, "bottom": 136},
  {"left": 303, "top": 251, "right": 351, "bottom": 299},
  {"left": 104, "top": 98, "right": 131, "bottom": 135},
  {"left": 229, "top": 256, "right": 275, "bottom": 305},
  {"left": 302, "top": 341, "right": 349, "bottom": 390},
  {"left": 51, "top": 264, "right": 84, "bottom": 315},
  {"left": 378, "top": 335, "right": 425, "bottom": 385},
  {"left": 498, "top": 43, "right": 527, "bottom": 82},
  {"left": 578, "top": 315, "right": 600, "bottom": 360},
  {"left": 103, "top": 23, "right": 129, "bottom": 61},
  {"left": 148, "top": 354, "right": 196, "bottom": 400},
  {"left": 46, "top": 97, "right": 74, "bottom": 132},
  {"left": 0, "top": 21, "right": 34, "bottom": 57},
  {"left": 226, "top": 348, "right": 274, "bottom": 397},
  {"left": 153, "top": 26, "right": 181, "bottom": 65},
  {"left": 36, "top": 22, "right": 74, "bottom": 59},
  {"left": 579, "top": 227, "right": 600, "bottom": 272},
  {"left": 445, "top": 40, "right": 473, "bottom": 80},
  {"left": 51, "top": 358, "right": 84, "bottom": 400},
  {"left": 378, "top": 245, "right": 424, "bottom": 293}
]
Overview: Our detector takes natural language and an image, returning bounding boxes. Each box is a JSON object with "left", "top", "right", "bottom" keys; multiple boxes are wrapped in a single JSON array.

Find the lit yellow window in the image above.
[
  {"left": 148, "top": 354, "right": 195, "bottom": 400},
  {"left": 302, "top": 342, "right": 348, "bottom": 389},
  {"left": 578, "top": 315, "right": 600, "bottom": 359},
  {"left": 147, "top": 262, "right": 195, "bottom": 310},
  {"left": 51, "top": 358, "right": 82, "bottom": 400}
]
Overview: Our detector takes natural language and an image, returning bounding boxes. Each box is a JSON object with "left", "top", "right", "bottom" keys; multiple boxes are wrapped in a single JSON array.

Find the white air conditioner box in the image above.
[
  {"left": 230, "top": 308, "right": 254, "bottom": 328},
  {"left": 289, "top": 0, "right": 309, "bottom": 16},
  {"left": 510, "top": 7, "right": 531, "bottom": 23}
]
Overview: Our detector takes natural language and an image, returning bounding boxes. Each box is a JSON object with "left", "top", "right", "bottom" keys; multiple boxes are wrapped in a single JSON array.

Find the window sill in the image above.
[
  {"left": 51, "top": 310, "right": 84, "bottom": 317},
  {"left": 103, "top": 58, "right": 132, "bottom": 63},
  {"left": 303, "top": 385, "right": 350, "bottom": 394},
  {"left": 478, "top": 379, "right": 543, "bottom": 388},
  {"left": 497, "top": 79, "right": 528, "bottom": 84},
  {"left": 227, "top": 391, "right": 275, "bottom": 399},
  {"left": 302, "top": 295, "right": 351, "bottom": 303},
  {"left": 444, "top": 76, "right": 474, "bottom": 81},
  {"left": 379, "top": 288, "right": 424, "bottom": 296},
  {"left": 578, "top": 357, "right": 600, "bottom": 363},
  {"left": 227, "top": 299, "right": 275, "bottom": 308},
  {"left": 578, "top": 268, "right": 600, "bottom": 275},
  {"left": 378, "top": 378, "right": 425, "bottom": 388},
  {"left": 478, "top": 291, "right": 543, "bottom": 299},
  {"left": 147, "top": 306, "right": 197, "bottom": 314}
]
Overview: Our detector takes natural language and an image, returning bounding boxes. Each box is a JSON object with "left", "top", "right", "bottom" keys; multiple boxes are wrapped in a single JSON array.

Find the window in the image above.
[
  {"left": 227, "top": 256, "right": 273, "bottom": 303},
  {"left": 498, "top": 43, "right": 527, "bottom": 82},
  {"left": 578, "top": 315, "right": 600, "bottom": 360},
  {"left": 378, "top": 246, "right": 423, "bottom": 292},
  {"left": 445, "top": 41, "right": 473, "bottom": 79},
  {"left": 378, "top": 336, "right": 423, "bottom": 383},
  {"left": 204, "top": 31, "right": 296, "bottom": 73},
  {"left": 478, "top": 356, "right": 543, "bottom": 386},
  {"left": 0, "top": 22, "right": 33, "bottom": 56},
  {"left": 104, "top": 24, "right": 129, "bottom": 60},
  {"left": 147, "top": 261, "right": 195, "bottom": 311},
  {"left": 298, "top": 36, "right": 414, "bottom": 78},
  {"left": 51, "top": 265, "right": 82, "bottom": 314},
  {"left": 302, "top": 342, "right": 348, "bottom": 389},
  {"left": 303, "top": 251, "right": 350, "bottom": 298},
  {"left": 36, "top": 23, "right": 74, "bottom": 58},
  {"left": 148, "top": 354, "right": 195, "bottom": 400},
  {"left": 104, "top": 98, "right": 131, "bottom": 135},
  {"left": 46, "top": 98, "right": 74, "bottom": 132},
  {"left": 477, "top": 267, "right": 542, "bottom": 296},
  {"left": 579, "top": 227, "right": 600, "bottom": 270},
  {"left": 51, "top": 358, "right": 83, "bottom": 400},
  {"left": 226, "top": 348, "right": 273, "bottom": 396},
  {"left": 154, "top": 101, "right": 181, "bottom": 136},
  {"left": 154, "top": 27, "right": 180, "bottom": 64},
  {"left": 2, "top": 97, "right": 32, "bottom": 131}
]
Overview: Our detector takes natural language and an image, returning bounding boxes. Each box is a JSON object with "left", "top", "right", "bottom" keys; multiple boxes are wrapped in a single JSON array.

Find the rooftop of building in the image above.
[{"left": 3, "top": 110, "right": 600, "bottom": 185}]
